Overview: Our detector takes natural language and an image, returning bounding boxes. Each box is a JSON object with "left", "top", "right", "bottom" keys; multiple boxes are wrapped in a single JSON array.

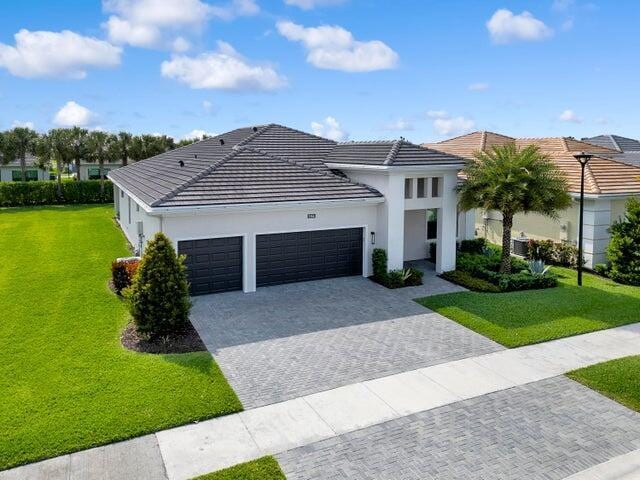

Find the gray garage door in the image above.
[
  {"left": 256, "top": 228, "right": 363, "bottom": 287},
  {"left": 178, "top": 237, "right": 242, "bottom": 295}
]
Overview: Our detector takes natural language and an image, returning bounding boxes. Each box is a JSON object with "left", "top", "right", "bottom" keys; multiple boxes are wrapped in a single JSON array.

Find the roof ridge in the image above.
[
  {"left": 480, "top": 131, "right": 488, "bottom": 151},
  {"left": 234, "top": 124, "right": 274, "bottom": 148},
  {"left": 608, "top": 134, "right": 622, "bottom": 152},
  {"left": 583, "top": 161, "right": 601, "bottom": 195},
  {"left": 238, "top": 146, "right": 381, "bottom": 195},
  {"left": 271, "top": 123, "right": 339, "bottom": 144},
  {"left": 383, "top": 139, "right": 403, "bottom": 165},
  {"left": 149, "top": 149, "right": 241, "bottom": 207},
  {"left": 561, "top": 137, "right": 570, "bottom": 152}
]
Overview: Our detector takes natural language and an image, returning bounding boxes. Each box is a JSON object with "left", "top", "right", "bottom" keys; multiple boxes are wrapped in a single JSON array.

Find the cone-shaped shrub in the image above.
[
  {"left": 126, "top": 232, "right": 191, "bottom": 339},
  {"left": 607, "top": 198, "right": 640, "bottom": 286}
]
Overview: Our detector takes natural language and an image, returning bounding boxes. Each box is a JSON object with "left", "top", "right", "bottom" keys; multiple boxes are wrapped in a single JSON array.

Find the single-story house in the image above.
[
  {"left": 75, "top": 161, "right": 123, "bottom": 181},
  {"left": 0, "top": 154, "right": 49, "bottom": 182},
  {"left": 424, "top": 131, "right": 640, "bottom": 268},
  {"left": 582, "top": 134, "right": 640, "bottom": 167},
  {"left": 108, "top": 124, "right": 470, "bottom": 294}
]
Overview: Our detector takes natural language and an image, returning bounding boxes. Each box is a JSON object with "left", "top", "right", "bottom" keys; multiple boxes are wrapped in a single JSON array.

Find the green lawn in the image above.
[
  {"left": 418, "top": 267, "right": 640, "bottom": 347},
  {"left": 0, "top": 205, "right": 242, "bottom": 470},
  {"left": 193, "top": 457, "right": 286, "bottom": 480},
  {"left": 568, "top": 356, "right": 640, "bottom": 412}
]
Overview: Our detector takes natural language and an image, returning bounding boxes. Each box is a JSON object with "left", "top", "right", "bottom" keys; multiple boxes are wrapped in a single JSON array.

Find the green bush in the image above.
[
  {"left": 594, "top": 263, "right": 611, "bottom": 277},
  {"left": 459, "top": 238, "right": 487, "bottom": 254},
  {"left": 607, "top": 198, "right": 640, "bottom": 286},
  {"left": 0, "top": 180, "right": 113, "bottom": 207},
  {"left": 111, "top": 258, "right": 140, "bottom": 295},
  {"left": 404, "top": 267, "right": 424, "bottom": 286},
  {"left": 554, "top": 242, "right": 579, "bottom": 267},
  {"left": 527, "top": 239, "right": 555, "bottom": 263},
  {"left": 387, "top": 269, "right": 405, "bottom": 288},
  {"left": 372, "top": 248, "right": 388, "bottom": 284},
  {"left": 441, "top": 270, "right": 501, "bottom": 292},
  {"left": 125, "top": 233, "right": 191, "bottom": 339}
]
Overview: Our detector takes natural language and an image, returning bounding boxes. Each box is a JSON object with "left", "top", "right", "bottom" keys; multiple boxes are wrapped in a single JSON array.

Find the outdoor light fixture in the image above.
[
  {"left": 573, "top": 151, "right": 593, "bottom": 287},
  {"left": 371, "top": 231, "right": 376, "bottom": 245}
]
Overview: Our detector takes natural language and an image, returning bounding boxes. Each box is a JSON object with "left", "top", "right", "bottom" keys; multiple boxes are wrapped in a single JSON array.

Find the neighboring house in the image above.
[
  {"left": 425, "top": 131, "right": 640, "bottom": 268},
  {"left": 0, "top": 154, "right": 49, "bottom": 182},
  {"left": 108, "top": 124, "right": 468, "bottom": 295},
  {"left": 582, "top": 134, "right": 640, "bottom": 167},
  {"left": 76, "top": 161, "right": 123, "bottom": 181}
]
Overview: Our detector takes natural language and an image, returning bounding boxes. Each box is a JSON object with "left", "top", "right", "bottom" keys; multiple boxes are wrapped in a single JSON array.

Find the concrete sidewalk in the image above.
[{"left": 3, "top": 322, "right": 639, "bottom": 480}]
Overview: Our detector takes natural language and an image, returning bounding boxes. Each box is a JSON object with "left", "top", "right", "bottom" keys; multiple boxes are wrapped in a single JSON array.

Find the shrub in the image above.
[
  {"left": 527, "top": 239, "right": 555, "bottom": 263},
  {"left": 554, "top": 242, "right": 579, "bottom": 267},
  {"left": 372, "top": 248, "right": 388, "bottom": 284},
  {"left": 497, "top": 271, "right": 557, "bottom": 291},
  {"left": 387, "top": 269, "right": 405, "bottom": 289},
  {"left": 441, "top": 270, "right": 501, "bottom": 293},
  {"left": 607, "top": 198, "right": 640, "bottom": 286},
  {"left": 111, "top": 258, "right": 140, "bottom": 295},
  {"left": 0, "top": 180, "right": 113, "bottom": 207},
  {"left": 403, "top": 267, "right": 424, "bottom": 286},
  {"left": 459, "top": 238, "right": 487, "bottom": 254},
  {"left": 528, "top": 259, "right": 551, "bottom": 277},
  {"left": 125, "top": 233, "right": 191, "bottom": 339},
  {"left": 594, "top": 263, "right": 611, "bottom": 277}
]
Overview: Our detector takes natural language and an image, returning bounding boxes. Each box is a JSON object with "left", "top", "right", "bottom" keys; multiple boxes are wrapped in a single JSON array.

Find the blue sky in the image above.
[{"left": 1, "top": 0, "right": 639, "bottom": 143}]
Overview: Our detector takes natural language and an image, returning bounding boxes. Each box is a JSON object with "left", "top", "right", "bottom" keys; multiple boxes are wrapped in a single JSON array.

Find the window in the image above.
[
  {"left": 12, "top": 170, "right": 38, "bottom": 181},
  {"left": 431, "top": 177, "right": 441, "bottom": 198},
  {"left": 404, "top": 178, "right": 413, "bottom": 199},
  {"left": 120, "top": 190, "right": 124, "bottom": 198},
  {"left": 427, "top": 209, "right": 438, "bottom": 240},
  {"left": 88, "top": 167, "right": 100, "bottom": 180},
  {"left": 136, "top": 203, "right": 139, "bottom": 212},
  {"left": 417, "top": 178, "right": 426, "bottom": 198}
]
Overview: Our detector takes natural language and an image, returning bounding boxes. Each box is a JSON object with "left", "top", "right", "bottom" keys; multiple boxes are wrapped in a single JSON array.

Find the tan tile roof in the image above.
[{"left": 424, "top": 131, "right": 640, "bottom": 195}]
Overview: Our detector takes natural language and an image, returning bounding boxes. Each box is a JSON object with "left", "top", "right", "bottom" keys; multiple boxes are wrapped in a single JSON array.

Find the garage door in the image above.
[
  {"left": 256, "top": 228, "right": 363, "bottom": 287},
  {"left": 178, "top": 237, "right": 242, "bottom": 295}
]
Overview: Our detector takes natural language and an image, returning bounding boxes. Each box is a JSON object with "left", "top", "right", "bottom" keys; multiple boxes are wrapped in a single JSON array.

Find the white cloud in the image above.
[
  {"left": 427, "top": 110, "right": 475, "bottom": 136},
  {"left": 558, "top": 109, "right": 582, "bottom": 123},
  {"left": 202, "top": 100, "right": 215, "bottom": 113},
  {"left": 468, "top": 82, "right": 489, "bottom": 92},
  {"left": 311, "top": 116, "right": 348, "bottom": 141},
  {"left": 284, "top": 0, "right": 346, "bottom": 9},
  {"left": 11, "top": 120, "right": 35, "bottom": 130},
  {"left": 426, "top": 110, "right": 449, "bottom": 119},
  {"left": 0, "top": 29, "right": 121, "bottom": 79},
  {"left": 276, "top": 21, "right": 398, "bottom": 72},
  {"left": 53, "top": 101, "right": 97, "bottom": 127},
  {"left": 183, "top": 128, "right": 217, "bottom": 140},
  {"left": 381, "top": 118, "right": 414, "bottom": 131},
  {"left": 161, "top": 41, "right": 287, "bottom": 91},
  {"left": 103, "top": 0, "right": 259, "bottom": 49},
  {"left": 487, "top": 9, "right": 553, "bottom": 44}
]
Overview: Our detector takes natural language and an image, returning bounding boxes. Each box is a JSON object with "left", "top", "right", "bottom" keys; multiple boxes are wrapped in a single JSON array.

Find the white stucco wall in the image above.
[
  {"left": 79, "top": 163, "right": 122, "bottom": 180},
  {"left": 115, "top": 188, "right": 161, "bottom": 253},
  {"left": 0, "top": 166, "right": 49, "bottom": 181}
]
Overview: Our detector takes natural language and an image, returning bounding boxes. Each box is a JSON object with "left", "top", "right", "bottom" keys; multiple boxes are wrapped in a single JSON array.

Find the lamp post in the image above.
[{"left": 573, "top": 151, "right": 592, "bottom": 286}]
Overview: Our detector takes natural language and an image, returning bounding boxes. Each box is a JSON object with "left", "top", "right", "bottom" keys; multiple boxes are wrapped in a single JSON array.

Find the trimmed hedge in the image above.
[
  {"left": 0, "top": 180, "right": 113, "bottom": 207},
  {"left": 440, "top": 270, "right": 501, "bottom": 293}
]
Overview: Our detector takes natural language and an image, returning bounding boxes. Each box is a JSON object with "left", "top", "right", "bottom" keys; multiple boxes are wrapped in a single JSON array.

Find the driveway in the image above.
[{"left": 190, "top": 264, "right": 503, "bottom": 408}]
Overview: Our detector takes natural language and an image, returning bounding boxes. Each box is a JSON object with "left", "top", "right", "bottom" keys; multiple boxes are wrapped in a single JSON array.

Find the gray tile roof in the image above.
[
  {"left": 325, "top": 139, "right": 466, "bottom": 167},
  {"left": 153, "top": 147, "right": 381, "bottom": 207},
  {"left": 109, "top": 124, "right": 462, "bottom": 208},
  {"left": 582, "top": 134, "right": 640, "bottom": 152}
]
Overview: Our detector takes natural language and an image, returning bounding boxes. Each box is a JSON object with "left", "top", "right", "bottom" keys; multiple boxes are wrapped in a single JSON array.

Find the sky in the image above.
[{"left": 1, "top": 0, "right": 639, "bottom": 144}]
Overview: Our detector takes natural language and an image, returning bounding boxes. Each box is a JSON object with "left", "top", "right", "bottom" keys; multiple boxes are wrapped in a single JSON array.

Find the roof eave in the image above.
[{"left": 325, "top": 162, "right": 464, "bottom": 171}]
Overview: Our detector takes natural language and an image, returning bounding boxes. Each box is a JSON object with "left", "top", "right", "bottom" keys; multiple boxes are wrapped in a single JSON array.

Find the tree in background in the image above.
[
  {"left": 606, "top": 198, "right": 640, "bottom": 285},
  {"left": 4, "top": 127, "right": 39, "bottom": 181},
  {"left": 87, "top": 131, "right": 117, "bottom": 195},
  {"left": 125, "top": 232, "right": 191, "bottom": 339},
  {"left": 69, "top": 127, "right": 89, "bottom": 180},
  {"left": 0, "top": 131, "right": 18, "bottom": 168},
  {"left": 458, "top": 143, "right": 571, "bottom": 273},
  {"left": 115, "top": 131, "right": 132, "bottom": 167},
  {"left": 36, "top": 129, "right": 74, "bottom": 197}
]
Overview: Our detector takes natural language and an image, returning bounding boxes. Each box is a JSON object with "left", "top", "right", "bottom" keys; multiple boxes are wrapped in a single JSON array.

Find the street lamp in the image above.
[{"left": 573, "top": 151, "right": 593, "bottom": 286}]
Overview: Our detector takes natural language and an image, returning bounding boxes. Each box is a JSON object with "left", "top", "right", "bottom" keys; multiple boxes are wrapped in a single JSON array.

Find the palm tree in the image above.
[
  {"left": 115, "top": 131, "right": 132, "bottom": 167},
  {"left": 0, "top": 131, "right": 17, "bottom": 167},
  {"left": 87, "top": 131, "right": 117, "bottom": 195},
  {"left": 36, "top": 129, "right": 73, "bottom": 197},
  {"left": 6, "top": 127, "right": 39, "bottom": 181},
  {"left": 69, "top": 127, "right": 89, "bottom": 180},
  {"left": 458, "top": 143, "right": 572, "bottom": 273}
]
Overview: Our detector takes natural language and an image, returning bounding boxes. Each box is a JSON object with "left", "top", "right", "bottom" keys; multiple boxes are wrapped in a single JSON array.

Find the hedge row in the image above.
[{"left": 0, "top": 180, "right": 113, "bottom": 207}]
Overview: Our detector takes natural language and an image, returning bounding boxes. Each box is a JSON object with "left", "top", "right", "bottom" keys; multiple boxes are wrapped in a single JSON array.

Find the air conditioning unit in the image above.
[{"left": 512, "top": 237, "right": 529, "bottom": 257}]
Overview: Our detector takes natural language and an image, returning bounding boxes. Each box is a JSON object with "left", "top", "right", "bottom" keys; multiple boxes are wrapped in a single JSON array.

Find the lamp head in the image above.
[{"left": 573, "top": 151, "right": 593, "bottom": 165}]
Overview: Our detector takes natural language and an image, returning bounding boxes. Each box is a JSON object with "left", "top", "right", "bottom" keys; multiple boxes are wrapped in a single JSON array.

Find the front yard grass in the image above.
[
  {"left": 193, "top": 457, "right": 286, "bottom": 480},
  {"left": 418, "top": 267, "right": 640, "bottom": 347},
  {"left": 568, "top": 356, "right": 640, "bottom": 412},
  {"left": 0, "top": 205, "right": 242, "bottom": 470}
]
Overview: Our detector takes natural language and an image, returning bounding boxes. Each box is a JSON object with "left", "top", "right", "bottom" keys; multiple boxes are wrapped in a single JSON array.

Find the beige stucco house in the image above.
[{"left": 425, "top": 131, "right": 640, "bottom": 268}]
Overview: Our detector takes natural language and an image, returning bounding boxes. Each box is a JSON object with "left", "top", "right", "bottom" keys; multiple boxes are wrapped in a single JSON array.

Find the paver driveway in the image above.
[{"left": 190, "top": 265, "right": 503, "bottom": 408}]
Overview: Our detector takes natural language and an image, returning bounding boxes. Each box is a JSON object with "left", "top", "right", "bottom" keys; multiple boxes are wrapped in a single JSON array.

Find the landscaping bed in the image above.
[
  {"left": 419, "top": 267, "right": 640, "bottom": 348},
  {"left": 121, "top": 321, "right": 207, "bottom": 354},
  {"left": 568, "top": 356, "right": 640, "bottom": 412},
  {"left": 193, "top": 457, "right": 286, "bottom": 480},
  {"left": 0, "top": 206, "right": 241, "bottom": 470}
]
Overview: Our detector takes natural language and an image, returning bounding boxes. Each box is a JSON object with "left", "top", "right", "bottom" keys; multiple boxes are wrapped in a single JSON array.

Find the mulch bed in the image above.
[{"left": 121, "top": 321, "right": 207, "bottom": 354}]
